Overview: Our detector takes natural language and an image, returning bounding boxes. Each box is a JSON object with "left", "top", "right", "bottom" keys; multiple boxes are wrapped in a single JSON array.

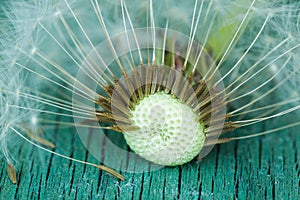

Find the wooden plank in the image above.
[{"left": 0, "top": 119, "right": 299, "bottom": 199}]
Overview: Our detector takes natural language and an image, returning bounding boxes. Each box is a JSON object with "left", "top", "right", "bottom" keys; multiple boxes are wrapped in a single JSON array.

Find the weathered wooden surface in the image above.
[{"left": 0, "top": 119, "right": 299, "bottom": 199}]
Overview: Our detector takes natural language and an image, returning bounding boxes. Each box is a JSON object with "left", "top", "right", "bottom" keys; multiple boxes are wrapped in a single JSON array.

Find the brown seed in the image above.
[{"left": 7, "top": 163, "right": 17, "bottom": 184}]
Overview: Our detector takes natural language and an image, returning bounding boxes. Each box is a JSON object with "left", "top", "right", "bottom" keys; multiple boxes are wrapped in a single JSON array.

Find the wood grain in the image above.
[{"left": 0, "top": 118, "right": 299, "bottom": 199}]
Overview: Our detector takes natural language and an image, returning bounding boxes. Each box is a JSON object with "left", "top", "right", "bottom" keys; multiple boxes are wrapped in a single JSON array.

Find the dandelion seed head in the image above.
[
  {"left": 124, "top": 92, "right": 206, "bottom": 166},
  {"left": 1, "top": 0, "right": 300, "bottom": 180}
]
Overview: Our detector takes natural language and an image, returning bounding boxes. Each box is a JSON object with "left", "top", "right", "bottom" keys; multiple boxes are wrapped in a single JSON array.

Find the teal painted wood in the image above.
[{"left": 0, "top": 119, "right": 299, "bottom": 199}]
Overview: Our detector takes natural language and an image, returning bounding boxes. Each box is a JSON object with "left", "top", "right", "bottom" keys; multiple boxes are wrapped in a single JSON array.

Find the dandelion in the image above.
[{"left": 1, "top": 0, "right": 300, "bottom": 183}]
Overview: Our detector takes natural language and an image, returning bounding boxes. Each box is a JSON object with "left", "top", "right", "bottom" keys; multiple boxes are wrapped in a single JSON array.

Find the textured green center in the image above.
[{"left": 123, "top": 92, "right": 206, "bottom": 166}]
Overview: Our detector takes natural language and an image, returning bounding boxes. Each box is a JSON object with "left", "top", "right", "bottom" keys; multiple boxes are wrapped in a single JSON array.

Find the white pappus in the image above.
[{"left": 0, "top": 0, "right": 300, "bottom": 183}]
